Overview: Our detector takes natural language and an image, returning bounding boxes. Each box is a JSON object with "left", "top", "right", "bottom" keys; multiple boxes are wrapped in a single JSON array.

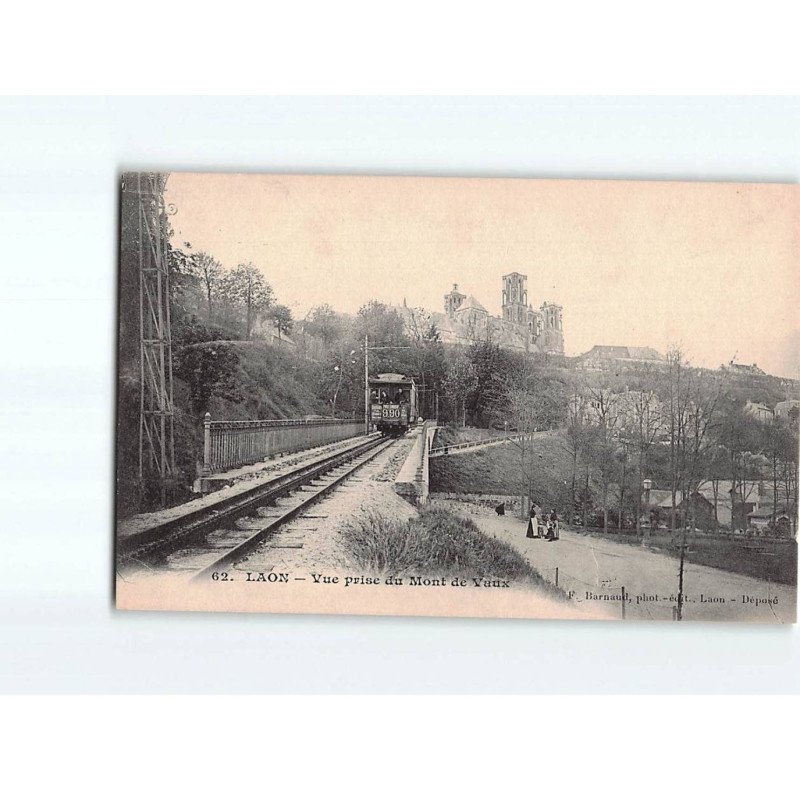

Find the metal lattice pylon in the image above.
[{"left": 135, "top": 172, "right": 176, "bottom": 488}]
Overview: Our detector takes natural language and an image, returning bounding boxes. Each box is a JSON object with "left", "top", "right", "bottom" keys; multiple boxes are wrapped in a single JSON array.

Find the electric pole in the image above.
[
  {"left": 676, "top": 528, "right": 687, "bottom": 621},
  {"left": 364, "top": 333, "right": 370, "bottom": 434}
]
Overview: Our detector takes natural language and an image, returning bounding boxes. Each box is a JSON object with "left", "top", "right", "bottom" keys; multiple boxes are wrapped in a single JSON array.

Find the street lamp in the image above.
[{"left": 643, "top": 478, "right": 653, "bottom": 535}]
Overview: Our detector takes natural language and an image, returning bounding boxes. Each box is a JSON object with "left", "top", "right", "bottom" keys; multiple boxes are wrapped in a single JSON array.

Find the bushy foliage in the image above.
[{"left": 339, "top": 507, "right": 565, "bottom": 598}]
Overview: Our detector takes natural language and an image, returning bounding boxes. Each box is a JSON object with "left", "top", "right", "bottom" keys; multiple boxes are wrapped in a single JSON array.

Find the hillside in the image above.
[
  {"left": 429, "top": 428, "right": 575, "bottom": 511},
  {"left": 116, "top": 339, "right": 353, "bottom": 517},
  {"left": 176, "top": 339, "right": 337, "bottom": 421}
]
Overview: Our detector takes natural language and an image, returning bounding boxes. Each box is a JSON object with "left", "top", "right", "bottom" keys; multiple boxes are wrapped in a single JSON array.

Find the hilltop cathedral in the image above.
[{"left": 399, "top": 272, "right": 564, "bottom": 355}]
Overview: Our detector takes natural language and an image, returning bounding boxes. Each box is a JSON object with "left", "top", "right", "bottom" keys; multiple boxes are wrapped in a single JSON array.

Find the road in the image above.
[{"left": 437, "top": 501, "right": 796, "bottom": 623}]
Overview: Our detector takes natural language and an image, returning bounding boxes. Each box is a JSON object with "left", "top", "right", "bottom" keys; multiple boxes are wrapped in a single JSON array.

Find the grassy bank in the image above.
[
  {"left": 339, "top": 507, "right": 566, "bottom": 599},
  {"left": 429, "top": 428, "right": 573, "bottom": 510},
  {"left": 573, "top": 527, "right": 798, "bottom": 586}
]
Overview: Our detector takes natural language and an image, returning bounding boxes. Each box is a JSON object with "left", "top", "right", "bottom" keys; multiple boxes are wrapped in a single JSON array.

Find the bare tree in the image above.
[
  {"left": 682, "top": 372, "right": 723, "bottom": 529},
  {"left": 705, "top": 444, "right": 729, "bottom": 535},
  {"left": 562, "top": 383, "right": 589, "bottom": 524},
  {"left": 586, "top": 385, "right": 622, "bottom": 534},
  {"left": 618, "top": 366, "right": 663, "bottom": 538},
  {"left": 507, "top": 388, "right": 541, "bottom": 517},
  {"left": 662, "top": 347, "right": 695, "bottom": 535}
]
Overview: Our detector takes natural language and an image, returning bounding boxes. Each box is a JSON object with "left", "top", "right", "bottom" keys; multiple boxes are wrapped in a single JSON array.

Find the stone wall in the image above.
[{"left": 430, "top": 492, "right": 526, "bottom": 516}]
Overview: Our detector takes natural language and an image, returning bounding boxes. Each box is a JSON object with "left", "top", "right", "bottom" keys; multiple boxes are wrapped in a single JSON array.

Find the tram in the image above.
[{"left": 368, "top": 373, "right": 418, "bottom": 435}]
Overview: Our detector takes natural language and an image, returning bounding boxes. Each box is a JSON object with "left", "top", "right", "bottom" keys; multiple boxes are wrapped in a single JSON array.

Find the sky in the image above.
[{"left": 166, "top": 173, "right": 799, "bottom": 378}]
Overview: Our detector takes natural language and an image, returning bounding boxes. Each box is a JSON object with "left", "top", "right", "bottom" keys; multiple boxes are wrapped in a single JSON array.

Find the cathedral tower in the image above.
[
  {"left": 444, "top": 283, "right": 466, "bottom": 316},
  {"left": 540, "top": 302, "right": 564, "bottom": 354},
  {"left": 502, "top": 272, "right": 528, "bottom": 325}
]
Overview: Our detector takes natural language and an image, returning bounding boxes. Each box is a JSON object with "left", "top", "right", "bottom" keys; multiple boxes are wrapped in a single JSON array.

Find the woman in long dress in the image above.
[{"left": 526, "top": 501, "right": 541, "bottom": 539}]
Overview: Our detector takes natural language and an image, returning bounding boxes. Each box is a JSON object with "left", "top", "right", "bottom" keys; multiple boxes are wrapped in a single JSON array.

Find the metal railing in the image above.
[
  {"left": 200, "top": 413, "right": 362, "bottom": 475},
  {"left": 428, "top": 432, "right": 536, "bottom": 458}
]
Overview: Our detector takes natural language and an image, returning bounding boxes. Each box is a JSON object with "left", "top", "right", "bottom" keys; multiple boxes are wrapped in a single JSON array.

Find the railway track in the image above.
[{"left": 118, "top": 434, "right": 394, "bottom": 581}]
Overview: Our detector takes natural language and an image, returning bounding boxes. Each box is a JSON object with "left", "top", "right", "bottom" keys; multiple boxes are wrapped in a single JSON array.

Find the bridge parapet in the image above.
[
  {"left": 394, "top": 420, "right": 436, "bottom": 505},
  {"left": 200, "top": 413, "right": 362, "bottom": 476}
]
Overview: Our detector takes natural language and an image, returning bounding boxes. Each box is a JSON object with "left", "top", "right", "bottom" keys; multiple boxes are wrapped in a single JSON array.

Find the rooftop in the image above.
[{"left": 456, "top": 294, "right": 489, "bottom": 314}]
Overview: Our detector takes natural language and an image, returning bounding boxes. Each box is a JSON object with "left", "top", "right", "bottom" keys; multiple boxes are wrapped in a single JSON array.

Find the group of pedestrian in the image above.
[{"left": 526, "top": 501, "right": 560, "bottom": 541}]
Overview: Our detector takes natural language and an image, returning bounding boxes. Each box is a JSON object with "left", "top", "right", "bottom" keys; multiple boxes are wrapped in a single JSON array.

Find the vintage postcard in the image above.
[{"left": 115, "top": 172, "right": 798, "bottom": 622}]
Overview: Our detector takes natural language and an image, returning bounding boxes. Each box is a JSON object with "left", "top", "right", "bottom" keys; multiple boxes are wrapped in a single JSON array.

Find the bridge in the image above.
[{"left": 191, "top": 411, "right": 534, "bottom": 508}]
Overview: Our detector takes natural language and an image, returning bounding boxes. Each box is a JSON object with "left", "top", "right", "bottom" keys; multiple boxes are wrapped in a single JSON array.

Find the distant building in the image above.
[
  {"left": 400, "top": 274, "right": 564, "bottom": 355},
  {"left": 642, "top": 481, "right": 786, "bottom": 532},
  {"left": 744, "top": 400, "right": 774, "bottom": 423},
  {"left": 497, "top": 272, "right": 564, "bottom": 353},
  {"left": 695, "top": 480, "right": 788, "bottom": 531},
  {"left": 574, "top": 345, "right": 664, "bottom": 371},
  {"left": 445, "top": 289, "right": 489, "bottom": 329},
  {"left": 721, "top": 360, "right": 766, "bottom": 376},
  {"left": 643, "top": 489, "right": 716, "bottom": 530},
  {"left": 748, "top": 507, "right": 792, "bottom": 535}
]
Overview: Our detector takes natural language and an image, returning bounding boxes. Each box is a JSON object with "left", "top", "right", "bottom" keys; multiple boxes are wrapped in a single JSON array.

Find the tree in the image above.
[
  {"left": 355, "top": 301, "right": 410, "bottom": 350},
  {"left": 661, "top": 347, "right": 695, "bottom": 535},
  {"left": 442, "top": 351, "right": 478, "bottom": 427},
  {"left": 665, "top": 366, "right": 723, "bottom": 622},
  {"left": 323, "top": 341, "right": 359, "bottom": 416},
  {"left": 562, "top": 384, "right": 589, "bottom": 524},
  {"left": 219, "top": 262, "right": 274, "bottom": 339},
  {"left": 613, "top": 438, "right": 635, "bottom": 532},
  {"left": 463, "top": 341, "right": 512, "bottom": 427},
  {"left": 705, "top": 444, "right": 729, "bottom": 534},
  {"left": 618, "top": 366, "right": 663, "bottom": 537},
  {"left": 762, "top": 415, "right": 798, "bottom": 531},
  {"left": 354, "top": 301, "right": 414, "bottom": 385},
  {"left": 715, "top": 400, "right": 764, "bottom": 531},
  {"left": 586, "top": 386, "right": 623, "bottom": 534},
  {"left": 304, "top": 303, "right": 344, "bottom": 345},
  {"left": 193, "top": 251, "right": 223, "bottom": 323},
  {"left": 269, "top": 304, "right": 293, "bottom": 340},
  {"left": 405, "top": 307, "right": 448, "bottom": 419},
  {"left": 507, "top": 388, "right": 544, "bottom": 516},
  {"left": 781, "top": 418, "right": 799, "bottom": 534},
  {"left": 166, "top": 242, "right": 204, "bottom": 329},
  {"left": 681, "top": 372, "right": 723, "bottom": 532}
]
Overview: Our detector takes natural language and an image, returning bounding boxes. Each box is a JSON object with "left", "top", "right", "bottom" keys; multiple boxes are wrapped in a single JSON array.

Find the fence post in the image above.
[
  {"left": 555, "top": 567, "right": 559, "bottom": 588},
  {"left": 202, "top": 412, "right": 212, "bottom": 476}
]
